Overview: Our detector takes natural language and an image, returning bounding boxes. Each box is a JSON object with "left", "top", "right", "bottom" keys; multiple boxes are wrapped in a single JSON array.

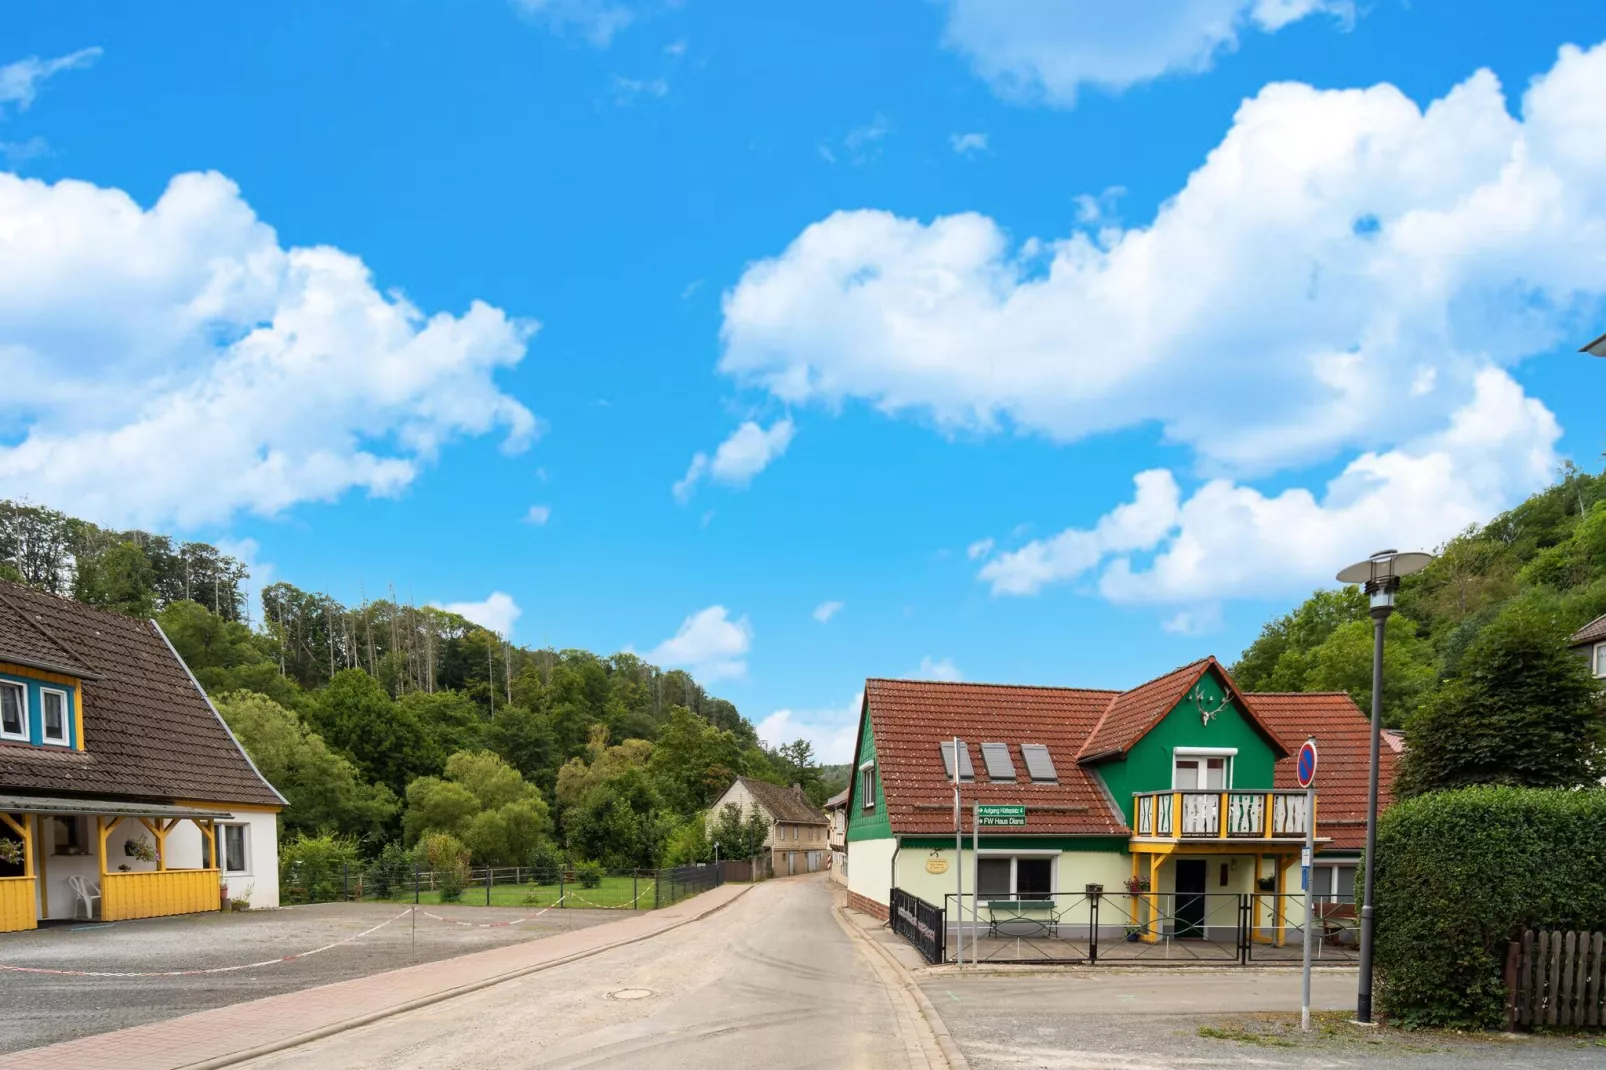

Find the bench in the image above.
[
  {"left": 1313, "top": 902, "right": 1358, "bottom": 946},
  {"left": 985, "top": 899, "right": 1061, "bottom": 939}
]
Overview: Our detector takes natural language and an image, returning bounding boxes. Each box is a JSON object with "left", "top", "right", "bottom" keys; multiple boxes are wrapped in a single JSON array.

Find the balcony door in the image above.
[{"left": 1173, "top": 755, "right": 1229, "bottom": 790}]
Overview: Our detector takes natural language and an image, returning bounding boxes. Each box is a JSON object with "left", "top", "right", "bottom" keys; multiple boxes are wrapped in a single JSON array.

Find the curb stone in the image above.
[{"left": 832, "top": 900, "right": 972, "bottom": 1070}]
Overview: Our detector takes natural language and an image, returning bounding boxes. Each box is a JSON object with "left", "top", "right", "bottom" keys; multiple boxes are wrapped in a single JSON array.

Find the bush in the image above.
[
  {"left": 279, "top": 831, "right": 360, "bottom": 903},
  {"left": 1374, "top": 786, "right": 1606, "bottom": 1028},
  {"left": 414, "top": 831, "right": 470, "bottom": 902},
  {"left": 527, "top": 843, "right": 563, "bottom": 885},
  {"left": 574, "top": 860, "right": 604, "bottom": 889},
  {"left": 366, "top": 842, "right": 413, "bottom": 899}
]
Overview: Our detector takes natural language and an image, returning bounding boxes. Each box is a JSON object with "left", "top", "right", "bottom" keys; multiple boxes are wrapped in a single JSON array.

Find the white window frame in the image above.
[
  {"left": 859, "top": 760, "right": 876, "bottom": 811},
  {"left": 218, "top": 822, "right": 251, "bottom": 876},
  {"left": 1594, "top": 642, "right": 1606, "bottom": 679},
  {"left": 1172, "top": 747, "right": 1237, "bottom": 790},
  {"left": 1310, "top": 862, "right": 1357, "bottom": 905},
  {"left": 974, "top": 850, "right": 1058, "bottom": 900},
  {"left": 0, "top": 680, "right": 27, "bottom": 742},
  {"left": 38, "top": 686, "right": 71, "bottom": 746}
]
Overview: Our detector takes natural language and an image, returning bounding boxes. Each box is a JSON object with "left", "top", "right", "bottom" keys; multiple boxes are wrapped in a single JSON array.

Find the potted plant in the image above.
[
  {"left": 1123, "top": 874, "right": 1150, "bottom": 896},
  {"left": 1257, "top": 875, "right": 1276, "bottom": 892},
  {"left": 124, "top": 835, "right": 156, "bottom": 863},
  {"left": 0, "top": 839, "right": 22, "bottom": 867},
  {"left": 1124, "top": 924, "right": 1144, "bottom": 942}
]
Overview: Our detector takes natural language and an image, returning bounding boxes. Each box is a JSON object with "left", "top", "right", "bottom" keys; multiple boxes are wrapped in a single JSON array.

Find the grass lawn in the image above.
[{"left": 384, "top": 875, "right": 656, "bottom": 910}]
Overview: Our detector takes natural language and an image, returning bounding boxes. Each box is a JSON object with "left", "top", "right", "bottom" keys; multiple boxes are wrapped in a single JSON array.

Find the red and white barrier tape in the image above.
[
  {"left": 414, "top": 896, "right": 565, "bottom": 928},
  {"left": 0, "top": 906, "right": 415, "bottom": 978}
]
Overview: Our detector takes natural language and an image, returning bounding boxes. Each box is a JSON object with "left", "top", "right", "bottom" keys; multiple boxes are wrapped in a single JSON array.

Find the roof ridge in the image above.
[
  {"left": 866, "top": 677, "right": 1121, "bottom": 693},
  {"left": 1246, "top": 690, "right": 1356, "bottom": 697}
]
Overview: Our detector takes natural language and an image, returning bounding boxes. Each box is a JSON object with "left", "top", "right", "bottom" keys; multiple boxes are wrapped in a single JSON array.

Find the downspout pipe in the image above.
[{"left": 888, "top": 837, "right": 900, "bottom": 925}]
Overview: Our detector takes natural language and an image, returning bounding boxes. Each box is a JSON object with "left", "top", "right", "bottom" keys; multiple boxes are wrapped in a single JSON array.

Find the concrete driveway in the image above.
[{"left": 0, "top": 901, "right": 631, "bottom": 1054}]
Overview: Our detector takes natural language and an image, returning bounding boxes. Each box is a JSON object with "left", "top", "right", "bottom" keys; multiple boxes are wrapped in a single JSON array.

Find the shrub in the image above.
[
  {"left": 1373, "top": 786, "right": 1606, "bottom": 1028},
  {"left": 366, "top": 842, "right": 413, "bottom": 899},
  {"left": 527, "top": 843, "right": 563, "bottom": 885},
  {"left": 279, "top": 831, "right": 361, "bottom": 903},
  {"left": 575, "top": 860, "right": 604, "bottom": 889},
  {"left": 414, "top": 831, "right": 470, "bottom": 902}
]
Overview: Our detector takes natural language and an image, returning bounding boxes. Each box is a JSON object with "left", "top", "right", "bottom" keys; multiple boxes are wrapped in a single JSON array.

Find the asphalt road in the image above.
[
  {"left": 927, "top": 969, "right": 1606, "bottom": 1068},
  {"left": 244, "top": 875, "right": 943, "bottom": 1070},
  {"left": 0, "top": 902, "right": 628, "bottom": 1054}
]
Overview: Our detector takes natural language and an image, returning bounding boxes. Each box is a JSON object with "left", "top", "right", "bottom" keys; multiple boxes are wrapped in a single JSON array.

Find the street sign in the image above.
[
  {"left": 977, "top": 804, "right": 1026, "bottom": 826},
  {"left": 1296, "top": 739, "right": 1318, "bottom": 788}
]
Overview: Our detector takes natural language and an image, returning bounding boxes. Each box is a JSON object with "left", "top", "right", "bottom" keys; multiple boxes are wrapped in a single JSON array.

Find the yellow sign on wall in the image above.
[{"left": 925, "top": 857, "right": 948, "bottom": 874}]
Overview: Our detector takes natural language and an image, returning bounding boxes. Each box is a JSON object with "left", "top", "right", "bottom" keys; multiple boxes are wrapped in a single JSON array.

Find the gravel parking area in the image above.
[{"left": 0, "top": 902, "right": 636, "bottom": 1054}]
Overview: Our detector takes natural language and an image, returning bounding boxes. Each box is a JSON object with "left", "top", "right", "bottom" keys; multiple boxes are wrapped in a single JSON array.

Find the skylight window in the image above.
[
  {"left": 939, "top": 740, "right": 975, "bottom": 781},
  {"left": 980, "top": 742, "right": 1016, "bottom": 781},
  {"left": 1021, "top": 744, "right": 1058, "bottom": 784}
]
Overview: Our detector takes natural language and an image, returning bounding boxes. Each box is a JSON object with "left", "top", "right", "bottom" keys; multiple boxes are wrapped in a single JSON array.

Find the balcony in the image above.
[{"left": 1133, "top": 790, "right": 1313, "bottom": 842}]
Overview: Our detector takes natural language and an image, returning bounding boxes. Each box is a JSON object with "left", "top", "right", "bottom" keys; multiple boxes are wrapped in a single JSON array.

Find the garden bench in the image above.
[
  {"left": 985, "top": 899, "right": 1061, "bottom": 939},
  {"left": 1313, "top": 902, "right": 1357, "bottom": 945}
]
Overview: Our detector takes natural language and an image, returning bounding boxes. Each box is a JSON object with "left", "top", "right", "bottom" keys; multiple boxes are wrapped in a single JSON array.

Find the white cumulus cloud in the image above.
[
  {"left": 757, "top": 692, "right": 864, "bottom": 764},
  {"left": 721, "top": 42, "right": 1606, "bottom": 602},
  {"left": 966, "top": 537, "right": 996, "bottom": 560},
  {"left": 673, "top": 418, "right": 795, "bottom": 502},
  {"left": 0, "top": 170, "right": 538, "bottom": 531},
  {"left": 510, "top": 0, "right": 631, "bottom": 46},
  {"left": 812, "top": 600, "right": 843, "bottom": 623},
  {"left": 950, "top": 132, "right": 989, "bottom": 156},
  {"left": 647, "top": 605, "right": 752, "bottom": 682},
  {"left": 939, "top": 0, "right": 1351, "bottom": 106},
  {"left": 912, "top": 656, "right": 963, "bottom": 682},
  {"left": 433, "top": 591, "right": 523, "bottom": 637},
  {"left": 0, "top": 46, "right": 101, "bottom": 115}
]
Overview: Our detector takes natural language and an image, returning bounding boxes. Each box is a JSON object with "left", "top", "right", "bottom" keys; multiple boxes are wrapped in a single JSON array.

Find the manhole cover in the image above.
[{"left": 609, "top": 988, "right": 655, "bottom": 1001}]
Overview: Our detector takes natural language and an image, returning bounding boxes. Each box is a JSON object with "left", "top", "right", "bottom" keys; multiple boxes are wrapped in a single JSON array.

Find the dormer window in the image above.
[
  {"left": 41, "top": 688, "right": 69, "bottom": 746},
  {"left": 0, "top": 680, "right": 25, "bottom": 741},
  {"left": 940, "top": 740, "right": 975, "bottom": 782}
]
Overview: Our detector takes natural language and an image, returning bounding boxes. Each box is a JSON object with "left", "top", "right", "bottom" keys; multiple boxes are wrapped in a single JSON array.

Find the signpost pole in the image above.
[
  {"left": 953, "top": 737, "right": 963, "bottom": 968},
  {"left": 1298, "top": 736, "right": 1318, "bottom": 1032}
]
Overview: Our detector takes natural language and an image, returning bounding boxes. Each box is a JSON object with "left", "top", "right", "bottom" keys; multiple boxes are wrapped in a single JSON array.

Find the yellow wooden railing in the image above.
[
  {"left": 102, "top": 868, "right": 222, "bottom": 921},
  {"left": 0, "top": 876, "right": 37, "bottom": 933}
]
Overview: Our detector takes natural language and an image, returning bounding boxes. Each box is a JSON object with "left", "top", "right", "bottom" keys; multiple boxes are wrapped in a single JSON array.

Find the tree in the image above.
[
  {"left": 1396, "top": 601, "right": 1606, "bottom": 796},
  {"left": 309, "top": 669, "right": 438, "bottom": 795},
  {"left": 565, "top": 768, "right": 674, "bottom": 868},
  {"left": 490, "top": 703, "right": 558, "bottom": 790},
  {"left": 1301, "top": 615, "right": 1437, "bottom": 729},
  {"left": 647, "top": 708, "right": 744, "bottom": 816},
  {"left": 398, "top": 690, "right": 487, "bottom": 762},
  {"left": 707, "top": 802, "right": 771, "bottom": 859},
  {"left": 771, "top": 739, "right": 827, "bottom": 805},
  {"left": 73, "top": 541, "right": 157, "bottom": 618},
  {"left": 402, "top": 750, "right": 552, "bottom": 864},
  {"left": 214, "top": 691, "right": 398, "bottom": 841}
]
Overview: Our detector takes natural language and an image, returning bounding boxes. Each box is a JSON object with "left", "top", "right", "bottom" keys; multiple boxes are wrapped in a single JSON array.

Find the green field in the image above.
[{"left": 384, "top": 875, "right": 656, "bottom": 909}]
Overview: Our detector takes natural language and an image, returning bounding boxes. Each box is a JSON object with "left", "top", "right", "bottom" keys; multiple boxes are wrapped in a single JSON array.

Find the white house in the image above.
[
  {"left": 708, "top": 776, "right": 830, "bottom": 877},
  {"left": 824, "top": 787, "right": 848, "bottom": 884},
  {"left": 0, "top": 580, "right": 285, "bottom": 931}
]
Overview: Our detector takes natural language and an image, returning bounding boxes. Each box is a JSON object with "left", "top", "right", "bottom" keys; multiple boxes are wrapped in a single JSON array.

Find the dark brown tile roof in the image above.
[
  {"left": 0, "top": 595, "right": 98, "bottom": 678},
  {"left": 0, "top": 580, "right": 283, "bottom": 808},
  {"left": 1077, "top": 656, "right": 1290, "bottom": 762},
  {"left": 737, "top": 777, "right": 828, "bottom": 825},
  {"left": 857, "top": 678, "right": 1130, "bottom": 838},
  {"left": 1249, "top": 691, "right": 1397, "bottom": 852},
  {"left": 1570, "top": 613, "right": 1606, "bottom": 647}
]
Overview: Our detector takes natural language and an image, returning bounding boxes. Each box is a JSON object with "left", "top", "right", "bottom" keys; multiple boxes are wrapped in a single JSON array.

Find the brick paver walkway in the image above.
[{"left": 0, "top": 883, "right": 750, "bottom": 1070}]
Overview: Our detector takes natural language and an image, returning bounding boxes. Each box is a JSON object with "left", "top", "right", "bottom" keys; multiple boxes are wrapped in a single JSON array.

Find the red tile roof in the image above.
[
  {"left": 1570, "top": 613, "right": 1606, "bottom": 647},
  {"left": 1248, "top": 691, "right": 1397, "bottom": 851},
  {"left": 857, "top": 678, "right": 1129, "bottom": 837},
  {"left": 1076, "top": 656, "right": 1290, "bottom": 762}
]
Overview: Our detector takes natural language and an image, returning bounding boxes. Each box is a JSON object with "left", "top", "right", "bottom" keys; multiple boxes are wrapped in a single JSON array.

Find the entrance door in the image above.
[{"left": 1175, "top": 859, "right": 1206, "bottom": 938}]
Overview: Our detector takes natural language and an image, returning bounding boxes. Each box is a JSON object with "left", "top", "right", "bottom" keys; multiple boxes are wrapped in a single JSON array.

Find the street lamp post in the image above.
[{"left": 1335, "top": 548, "right": 1434, "bottom": 1024}]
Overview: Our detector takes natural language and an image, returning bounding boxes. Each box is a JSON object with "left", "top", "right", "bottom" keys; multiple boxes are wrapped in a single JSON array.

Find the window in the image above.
[
  {"left": 1311, "top": 864, "right": 1356, "bottom": 905},
  {"left": 220, "top": 824, "right": 249, "bottom": 874},
  {"left": 1173, "top": 749, "right": 1234, "bottom": 789},
  {"left": 980, "top": 743, "right": 1016, "bottom": 781},
  {"left": 1020, "top": 744, "right": 1058, "bottom": 784},
  {"left": 1595, "top": 642, "right": 1606, "bottom": 679},
  {"left": 52, "top": 816, "right": 86, "bottom": 855},
  {"left": 0, "top": 680, "right": 25, "bottom": 741},
  {"left": 40, "top": 688, "right": 69, "bottom": 745},
  {"left": 939, "top": 740, "right": 975, "bottom": 782},
  {"left": 859, "top": 761, "right": 877, "bottom": 810},
  {"left": 976, "top": 855, "right": 1055, "bottom": 901}
]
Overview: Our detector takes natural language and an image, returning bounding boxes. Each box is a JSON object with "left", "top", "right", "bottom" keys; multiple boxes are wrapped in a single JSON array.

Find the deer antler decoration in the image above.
[{"left": 1191, "top": 682, "right": 1230, "bottom": 726}]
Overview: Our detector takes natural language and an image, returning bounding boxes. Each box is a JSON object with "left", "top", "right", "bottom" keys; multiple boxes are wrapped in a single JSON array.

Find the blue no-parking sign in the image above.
[{"left": 1296, "top": 739, "right": 1318, "bottom": 788}]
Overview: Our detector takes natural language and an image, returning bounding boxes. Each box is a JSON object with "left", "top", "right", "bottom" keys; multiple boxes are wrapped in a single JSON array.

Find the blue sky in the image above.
[{"left": 3, "top": 1, "right": 1605, "bottom": 761}]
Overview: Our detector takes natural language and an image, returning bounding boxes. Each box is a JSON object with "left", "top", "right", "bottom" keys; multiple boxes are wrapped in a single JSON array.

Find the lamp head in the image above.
[{"left": 1336, "top": 549, "right": 1433, "bottom": 616}]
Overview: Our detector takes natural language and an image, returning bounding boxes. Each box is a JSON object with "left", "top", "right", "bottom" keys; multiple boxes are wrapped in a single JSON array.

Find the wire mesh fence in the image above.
[{"left": 282, "top": 860, "right": 732, "bottom": 911}]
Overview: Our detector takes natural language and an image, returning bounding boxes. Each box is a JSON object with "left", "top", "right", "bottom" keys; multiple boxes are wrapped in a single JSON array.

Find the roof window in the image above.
[
  {"left": 939, "top": 740, "right": 975, "bottom": 782},
  {"left": 1020, "top": 744, "right": 1058, "bottom": 784},
  {"left": 980, "top": 742, "right": 1017, "bottom": 781}
]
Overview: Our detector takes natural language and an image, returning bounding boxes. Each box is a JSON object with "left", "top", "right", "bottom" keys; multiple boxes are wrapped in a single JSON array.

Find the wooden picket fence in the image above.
[{"left": 1504, "top": 930, "right": 1606, "bottom": 1029}]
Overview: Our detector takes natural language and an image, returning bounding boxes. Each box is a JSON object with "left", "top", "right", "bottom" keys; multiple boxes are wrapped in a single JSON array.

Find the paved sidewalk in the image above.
[{"left": 0, "top": 883, "right": 750, "bottom": 1070}]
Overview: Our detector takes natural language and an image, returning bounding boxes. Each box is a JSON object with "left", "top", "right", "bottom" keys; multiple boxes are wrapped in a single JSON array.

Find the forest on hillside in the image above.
[
  {"left": 1232, "top": 463, "right": 1606, "bottom": 732},
  {"left": 0, "top": 500, "right": 844, "bottom": 878}
]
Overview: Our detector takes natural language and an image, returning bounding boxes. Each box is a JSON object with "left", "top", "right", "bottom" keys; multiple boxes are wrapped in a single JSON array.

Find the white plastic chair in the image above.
[{"left": 68, "top": 875, "right": 101, "bottom": 920}]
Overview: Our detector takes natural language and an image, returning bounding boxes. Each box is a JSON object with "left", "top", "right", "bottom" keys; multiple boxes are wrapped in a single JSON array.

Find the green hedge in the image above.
[{"left": 1374, "top": 786, "right": 1606, "bottom": 1028}]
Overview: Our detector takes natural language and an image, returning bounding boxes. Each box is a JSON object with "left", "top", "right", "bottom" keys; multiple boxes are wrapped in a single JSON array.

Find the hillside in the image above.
[{"left": 1232, "top": 463, "right": 1606, "bottom": 728}]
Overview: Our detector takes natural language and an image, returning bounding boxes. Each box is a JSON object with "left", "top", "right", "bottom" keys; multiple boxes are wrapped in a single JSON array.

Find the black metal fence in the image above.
[
  {"left": 282, "top": 862, "right": 723, "bottom": 911},
  {"left": 655, "top": 863, "right": 723, "bottom": 909},
  {"left": 891, "top": 888, "right": 946, "bottom": 965}
]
